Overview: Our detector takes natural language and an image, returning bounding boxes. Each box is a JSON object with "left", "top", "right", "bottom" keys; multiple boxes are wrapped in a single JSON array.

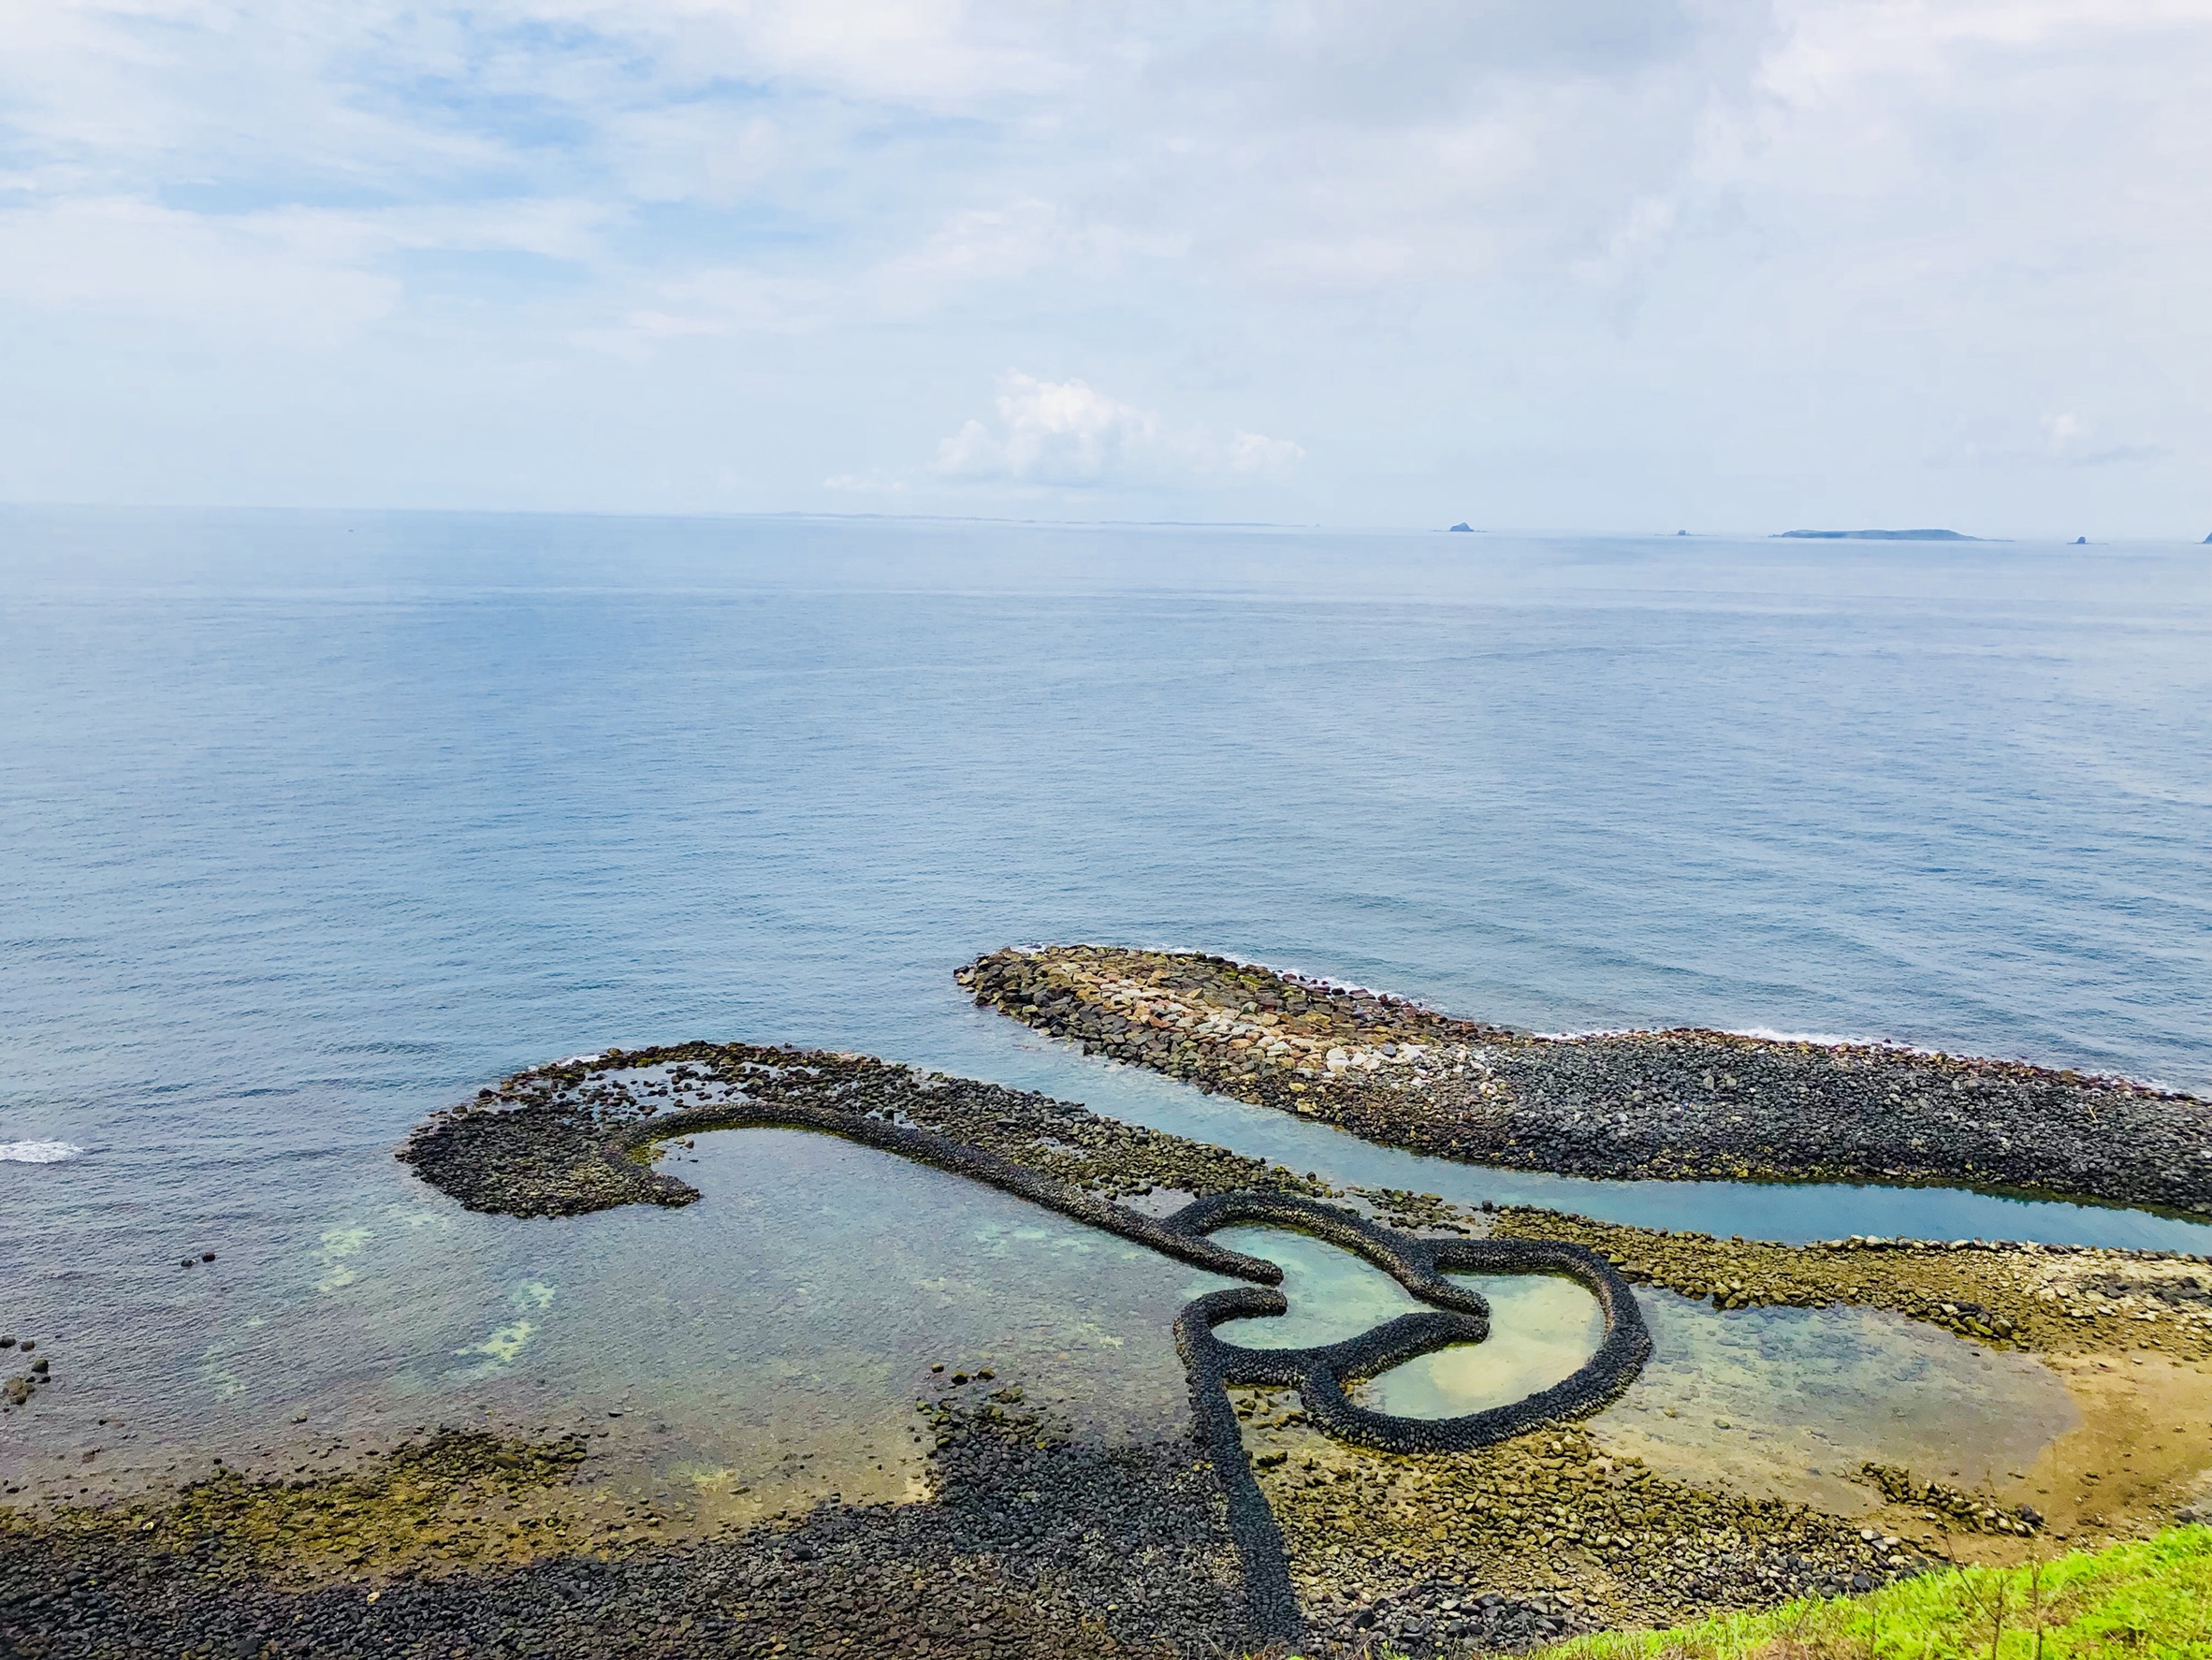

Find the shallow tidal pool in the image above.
[
  {"left": 1592, "top": 1289, "right": 2080, "bottom": 1518},
  {"left": 1198, "top": 1223, "right": 2081, "bottom": 1521},
  {"left": 1202, "top": 1226, "right": 1607, "bottom": 1418}
]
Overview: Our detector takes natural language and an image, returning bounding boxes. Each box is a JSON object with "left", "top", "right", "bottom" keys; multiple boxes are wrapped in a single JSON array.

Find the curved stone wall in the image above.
[{"left": 398, "top": 1046, "right": 1653, "bottom": 1646}]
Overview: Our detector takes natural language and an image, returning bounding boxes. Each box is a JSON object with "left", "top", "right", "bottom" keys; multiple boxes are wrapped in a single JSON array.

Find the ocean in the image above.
[{"left": 4, "top": 506, "right": 2209, "bottom": 1513}]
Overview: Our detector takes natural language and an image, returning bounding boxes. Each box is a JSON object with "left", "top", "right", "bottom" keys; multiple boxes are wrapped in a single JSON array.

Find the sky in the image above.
[{"left": 1, "top": 0, "right": 2208, "bottom": 534}]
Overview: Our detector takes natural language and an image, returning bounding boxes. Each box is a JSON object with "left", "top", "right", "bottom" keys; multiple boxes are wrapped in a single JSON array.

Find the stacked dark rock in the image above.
[
  {"left": 964, "top": 945, "right": 2212, "bottom": 1216},
  {"left": 0, "top": 1399, "right": 1248, "bottom": 1660}
]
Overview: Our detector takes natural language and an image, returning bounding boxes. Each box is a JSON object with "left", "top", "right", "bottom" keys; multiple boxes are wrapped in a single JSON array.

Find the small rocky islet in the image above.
[
  {"left": 962, "top": 944, "right": 2212, "bottom": 1216},
  {"left": 8, "top": 968, "right": 2212, "bottom": 1658}
]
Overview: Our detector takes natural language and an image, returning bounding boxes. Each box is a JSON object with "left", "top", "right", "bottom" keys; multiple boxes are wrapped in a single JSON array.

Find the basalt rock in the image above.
[
  {"left": 0, "top": 1403, "right": 1244, "bottom": 1660},
  {"left": 1263, "top": 1421, "right": 1935, "bottom": 1653},
  {"left": 962, "top": 945, "right": 2212, "bottom": 1217},
  {"left": 1858, "top": 1463, "right": 2043, "bottom": 1536},
  {"left": 398, "top": 1041, "right": 1337, "bottom": 1220}
]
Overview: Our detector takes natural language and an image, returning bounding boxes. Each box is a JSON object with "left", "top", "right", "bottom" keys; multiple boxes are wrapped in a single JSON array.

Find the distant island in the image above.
[{"left": 1776, "top": 528, "right": 1978, "bottom": 541}]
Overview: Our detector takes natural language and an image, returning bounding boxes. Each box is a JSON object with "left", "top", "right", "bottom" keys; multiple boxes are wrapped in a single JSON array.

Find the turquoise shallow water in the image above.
[
  {"left": 1204, "top": 1225, "right": 1608, "bottom": 1419},
  {"left": 3, "top": 507, "right": 2208, "bottom": 1507}
]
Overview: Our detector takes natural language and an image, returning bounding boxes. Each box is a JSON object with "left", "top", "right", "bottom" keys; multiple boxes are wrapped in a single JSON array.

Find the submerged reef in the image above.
[
  {"left": 397, "top": 1043, "right": 1654, "bottom": 1645},
  {"left": 962, "top": 945, "right": 2212, "bottom": 1217},
  {"left": 3, "top": 1432, "right": 591, "bottom": 1588}
]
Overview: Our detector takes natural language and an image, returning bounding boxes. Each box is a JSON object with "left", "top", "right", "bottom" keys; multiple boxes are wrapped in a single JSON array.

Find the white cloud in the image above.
[
  {"left": 2045, "top": 413, "right": 2088, "bottom": 454},
  {"left": 2, "top": 0, "right": 2209, "bottom": 526},
  {"left": 0, "top": 192, "right": 612, "bottom": 348},
  {"left": 0, "top": 198, "right": 398, "bottom": 341},
  {"left": 930, "top": 372, "right": 1302, "bottom": 488}
]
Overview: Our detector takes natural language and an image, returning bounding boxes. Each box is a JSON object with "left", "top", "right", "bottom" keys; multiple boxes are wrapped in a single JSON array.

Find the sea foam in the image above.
[{"left": 0, "top": 1141, "right": 87, "bottom": 1164}]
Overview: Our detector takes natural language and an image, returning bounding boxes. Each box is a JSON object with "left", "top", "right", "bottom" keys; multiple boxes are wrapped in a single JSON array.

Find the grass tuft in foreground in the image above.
[{"left": 1541, "top": 1525, "right": 2212, "bottom": 1659}]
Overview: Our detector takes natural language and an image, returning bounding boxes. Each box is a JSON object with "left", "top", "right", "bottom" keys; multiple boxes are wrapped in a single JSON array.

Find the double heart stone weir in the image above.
[
  {"left": 398, "top": 1044, "right": 1654, "bottom": 1645},
  {"left": 1161, "top": 1192, "right": 1652, "bottom": 1640}
]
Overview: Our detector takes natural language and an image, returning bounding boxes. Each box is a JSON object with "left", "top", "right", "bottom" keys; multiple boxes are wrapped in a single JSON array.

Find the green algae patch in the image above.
[
  {"left": 1488, "top": 1209, "right": 2212, "bottom": 1363},
  {"left": 7, "top": 1431, "right": 593, "bottom": 1585},
  {"left": 1245, "top": 1414, "right": 1930, "bottom": 1638},
  {"left": 454, "top": 1318, "right": 535, "bottom": 1374},
  {"left": 1543, "top": 1523, "right": 2212, "bottom": 1659}
]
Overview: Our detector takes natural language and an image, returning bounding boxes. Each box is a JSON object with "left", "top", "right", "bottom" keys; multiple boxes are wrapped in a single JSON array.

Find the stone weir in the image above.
[
  {"left": 396, "top": 1041, "right": 1653, "bottom": 1645},
  {"left": 961, "top": 945, "right": 2212, "bottom": 1217}
]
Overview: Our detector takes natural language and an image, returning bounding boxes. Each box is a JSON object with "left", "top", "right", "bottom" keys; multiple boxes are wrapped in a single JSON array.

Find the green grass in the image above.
[{"left": 1539, "top": 1526, "right": 2212, "bottom": 1660}]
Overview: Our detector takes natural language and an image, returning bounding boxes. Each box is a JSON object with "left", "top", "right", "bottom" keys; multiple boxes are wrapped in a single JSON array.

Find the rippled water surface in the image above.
[{"left": 5, "top": 508, "right": 2209, "bottom": 1504}]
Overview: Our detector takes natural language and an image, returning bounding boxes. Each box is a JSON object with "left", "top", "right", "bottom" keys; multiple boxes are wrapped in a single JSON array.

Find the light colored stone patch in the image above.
[
  {"left": 456, "top": 1320, "right": 534, "bottom": 1368},
  {"left": 314, "top": 1224, "right": 374, "bottom": 1293},
  {"left": 2018, "top": 1255, "right": 2212, "bottom": 1339},
  {"left": 1046, "top": 958, "right": 1480, "bottom": 1085}
]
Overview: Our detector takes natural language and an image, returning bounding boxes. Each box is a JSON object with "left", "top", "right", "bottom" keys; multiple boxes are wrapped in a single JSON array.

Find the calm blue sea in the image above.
[{"left": 4, "top": 507, "right": 2209, "bottom": 1507}]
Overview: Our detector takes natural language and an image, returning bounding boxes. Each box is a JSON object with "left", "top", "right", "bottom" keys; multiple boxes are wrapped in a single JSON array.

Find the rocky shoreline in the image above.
[
  {"left": 2, "top": 1401, "right": 1249, "bottom": 1659},
  {"left": 961, "top": 946, "right": 2212, "bottom": 1217},
  {"left": 1486, "top": 1209, "right": 2212, "bottom": 1362},
  {"left": 1252, "top": 1415, "right": 1935, "bottom": 1651},
  {"left": 13, "top": 1033, "right": 2207, "bottom": 1657},
  {"left": 2, "top": 1387, "right": 1947, "bottom": 1660},
  {"left": 398, "top": 1040, "right": 1342, "bottom": 1217}
]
